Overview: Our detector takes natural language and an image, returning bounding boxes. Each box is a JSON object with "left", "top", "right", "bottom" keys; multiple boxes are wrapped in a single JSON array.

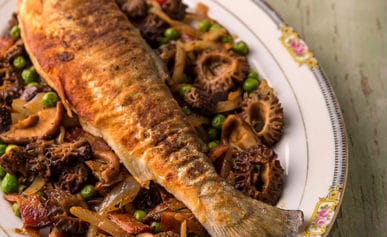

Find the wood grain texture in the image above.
[{"left": 264, "top": 0, "right": 387, "bottom": 236}]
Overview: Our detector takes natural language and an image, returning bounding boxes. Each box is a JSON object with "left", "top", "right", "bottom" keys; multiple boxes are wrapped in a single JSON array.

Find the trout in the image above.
[{"left": 17, "top": 0, "right": 303, "bottom": 236}]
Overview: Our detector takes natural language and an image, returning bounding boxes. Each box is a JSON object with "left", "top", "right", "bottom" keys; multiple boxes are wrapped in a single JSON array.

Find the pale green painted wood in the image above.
[{"left": 264, "top": 0, "right": 386, "bottom": 236}]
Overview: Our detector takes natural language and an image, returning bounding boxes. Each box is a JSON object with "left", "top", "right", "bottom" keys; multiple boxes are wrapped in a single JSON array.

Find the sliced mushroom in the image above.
[
  {"left": 233, "top": 144, "right": 284, "bottom": 205},
  {"left": 82, "top": 132, "right": 121, "bottom": 184},
  {"left": 195, "top": 49, "right": 249, "bottom": 94},
  {"left": 221, "top": 114, "right": 261, "bottom": 151},
  {"left": 241, "top": 80, "right": 284, "bottom": 146},
  {"left": 0, "top": 102, "right": 64, "bottom": 144}
]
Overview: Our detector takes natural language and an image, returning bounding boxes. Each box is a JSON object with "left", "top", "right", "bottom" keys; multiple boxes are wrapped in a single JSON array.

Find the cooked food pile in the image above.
[{"left": 0, "top": 0, "right": 301, "bottom": 236}]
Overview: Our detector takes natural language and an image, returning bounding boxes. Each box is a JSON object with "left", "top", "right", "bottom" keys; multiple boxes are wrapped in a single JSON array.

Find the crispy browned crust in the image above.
[{"left": 18, "top": 0, "right": 215, "bottom": 209}]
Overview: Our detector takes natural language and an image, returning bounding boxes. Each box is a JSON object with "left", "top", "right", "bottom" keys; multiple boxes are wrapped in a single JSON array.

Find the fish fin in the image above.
[{"left": 206, "top": 195, "right": 303, "bottom": 237}]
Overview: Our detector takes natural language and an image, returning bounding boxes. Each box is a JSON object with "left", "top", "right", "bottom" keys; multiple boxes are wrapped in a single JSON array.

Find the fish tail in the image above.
[{"left": 203, "top": 189, "right": 303, "bottom": 237}]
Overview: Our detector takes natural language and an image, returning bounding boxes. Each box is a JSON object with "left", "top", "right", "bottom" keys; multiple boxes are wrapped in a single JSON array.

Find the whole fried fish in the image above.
[{"left": 17, "top": 0, "right": 303, "bottom": 236}]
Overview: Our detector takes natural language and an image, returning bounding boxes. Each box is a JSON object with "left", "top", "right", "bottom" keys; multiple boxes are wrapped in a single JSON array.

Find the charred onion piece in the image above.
[
  {"left": 161, "top": 0, "right": 188, "bottom": 20},
  {"left": 195, "top": 49, "right": 249, "bottom": 94},
  {"left": 221, "top": 114, "right": 261, "bottom": 150},
  {"left": 241, "top": 80, "right": 284, "bottom": 146},
  {"left": 233, "top": 144, "right": 284, "bottom": 205},
  {"left": 183, "top": 87, "right": 215, "bottom": 116}
]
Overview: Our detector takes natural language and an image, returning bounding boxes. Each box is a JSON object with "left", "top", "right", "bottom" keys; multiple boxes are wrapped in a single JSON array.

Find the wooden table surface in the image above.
[{"left": 264, "top": 0, "right": 386, "bottom": 236}]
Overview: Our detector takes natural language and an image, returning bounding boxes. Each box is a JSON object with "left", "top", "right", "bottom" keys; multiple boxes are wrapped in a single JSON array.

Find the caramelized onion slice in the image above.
[
  {"left": 70, "top": 206, "right": 131, "bottom": 237},
  {"left": 98, "top": 176, "right": 141, "bottom": 216}
]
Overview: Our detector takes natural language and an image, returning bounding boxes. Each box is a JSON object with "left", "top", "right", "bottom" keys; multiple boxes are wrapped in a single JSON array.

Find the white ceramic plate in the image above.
[{"left": 0, "top": 0, "right": 348, "bottom": 236}]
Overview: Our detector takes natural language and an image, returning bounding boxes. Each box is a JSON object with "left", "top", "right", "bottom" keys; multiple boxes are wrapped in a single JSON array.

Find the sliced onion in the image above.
[
  {"left": 180, "top": 220, "right": 187, "bottom": 237},
  {"left": 98, "top": 176, "right": 141, "bottom": 216},
  {"left": 170, "top": 41, "right": 186, "bottom": 86},
  {"left": 23, "top": 176, "right": 45, "bottom": 196},
  {"left": 183, "top": 40, "right": 217, "bottom": 52},
  {"left": 149, "top": 8, "right": 200, "bottom": 37},
  {"left": 70, "top": 206, "right": 131, "bottom": 237},
  {"left": 215, "top": 99, "right": 241, "bottom": 113}
]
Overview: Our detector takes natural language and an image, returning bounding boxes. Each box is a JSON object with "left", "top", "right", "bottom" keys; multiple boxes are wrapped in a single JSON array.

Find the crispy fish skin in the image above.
[{"left": 18, "top": 0, "right": 303, "bottom": 236}]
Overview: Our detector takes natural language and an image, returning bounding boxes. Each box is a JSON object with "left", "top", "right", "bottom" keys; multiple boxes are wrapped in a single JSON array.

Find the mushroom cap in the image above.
[
  {"left": 233, "top": 144, "right": 284, "bottom": 205},
  {"left": 183, "top": 87, "right": 215, "bottom": 116},
  {"left": 195, "top": 49, "right": 249, "bottom": 94},
  {"left": 241, "top": 80, "right": 284, "bottom": 146},
  {"left": 0, "top": 102, "right": 64, "bottom": 144},
  {"left": 161, "top": 0, "right": 188, "bottom": 20},
  {"left": 221, "top": 114, "right": 261, "bottom": 151}
]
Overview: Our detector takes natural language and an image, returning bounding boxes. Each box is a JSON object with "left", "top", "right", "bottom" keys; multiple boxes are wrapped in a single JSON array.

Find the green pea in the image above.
[
  {"left": 1, "top": 173, "right": 19, "bottom": 194},
  {"left": 243, "top": 78, "right": 259, "bottom": 92},
  {"left": 133, "top": 209, "right": 147, "bottom": 222},
  {"left": 207, "top": 127, "right": 219, "bottom": 141},
  {"left": 12, "top": 202, "right": 21, "bottom": 217},
  {"left": 208, "top": 140, "right": 220, "bottom": 150},
  {"left": 22, "top": 67, "right": 38, "bottom": 84},
  {"left": 80, "top": 184, "right": 96, "bottom": 200},
  {"left": 209, "top": 24, "right": 221, "bottom": 31},
  {"left": 248, "top": 71, "right": 259, "bottom": 80},
  {"left": 160, "top": 37, "right": 169, "bottom": 45},
  {"left": 211, "top": 114, "right": 226, "bottom": 129},
  {"left": 26, "top": 82, "right": 40, "bottom": 87},
  {"left": 0, "top": 143, "right": 6, "bottom": 156},
  {"left": 231, "top": 41, "right": 249, "bottom": 55},
  {"left": 42, "top": 92, "right": 59, "bottom": 108},
  {"left": 221, "top": 35, "right": 233, "bottom": 43},
  {"left": 180, "top": 74, "right": 191, "bottom": 83},
  {"left": 164, "top": 27, "right": 179, "bottom": 41},
  {"left": 13, "top": 56, "right": 26, "bottom": 69},
  {"left": 0, "top": 166, "right": 5, "bottom": 179},
  {"left": 197, "top": 20, "right": 211, "bottom": 32},
  {"left": 150, "top": 221, "right": 161, "bottom": 233},
  {"left": 5, "top": 144, "right": 17, "bottom": 154},
  {"left": 179, "top": 85, "right": 193, "bottom": 97},
  {"left": 10, "top": 25, "right": 20, "bottom": 40},
  {"left": 181, "top": 106, "right": 191, "bottom": 115}
]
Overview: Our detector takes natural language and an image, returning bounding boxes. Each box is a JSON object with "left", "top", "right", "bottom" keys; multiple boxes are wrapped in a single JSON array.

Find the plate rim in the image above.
[
  {"left": 249, "top": 0, "right": 349, "bottom": 236},
  {"left": 0, "top": 0, "right": 349, "bottom": 236}
]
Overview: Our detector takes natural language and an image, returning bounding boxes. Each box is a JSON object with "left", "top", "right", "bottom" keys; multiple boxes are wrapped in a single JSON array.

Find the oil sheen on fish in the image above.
[{"left": 17, "top": 0, "right": 303, "bottom": 236}]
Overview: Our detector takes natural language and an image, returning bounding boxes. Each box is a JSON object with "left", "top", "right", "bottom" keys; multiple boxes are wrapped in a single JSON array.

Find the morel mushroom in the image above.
[
  {"left": 44, "top": 188, "right": 89, "bottom": 234},
  {"left": 183, "top": 86, "right": 215, "bottom": 116},
  {"left": 233, "top": 144, "right": 284, "bottom": 205},
  {"left": 221, "top": 114, "right": 261, "bottom": 151},
  {"left": 0, "top": 74, "right": 23, "bottom": 105},
  {"left": 161, "top": 0, "right": 188, "bottom": 20},
  {"left": 0, "top": 104, "right": 11, "bottom": 133},
  {"left": 241, "top": 80, "right": 284, "bottom": 146},
  {"left": 195, "top": 49, "right": 249, "bottom": 94},
  {"left": 120, "top": 0, "right": 148, "bottom": 19},
  {"left": 0, "top": 102, "right": 64, "bottom": 144},
  {"left": 136, "top": 14, "right": 168, "bottom": 48}
]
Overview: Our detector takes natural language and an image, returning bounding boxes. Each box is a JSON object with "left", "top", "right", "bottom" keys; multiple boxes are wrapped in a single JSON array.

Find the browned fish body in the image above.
[{"left": 17, "top": 0, "right": 303, "bottom": 236}]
